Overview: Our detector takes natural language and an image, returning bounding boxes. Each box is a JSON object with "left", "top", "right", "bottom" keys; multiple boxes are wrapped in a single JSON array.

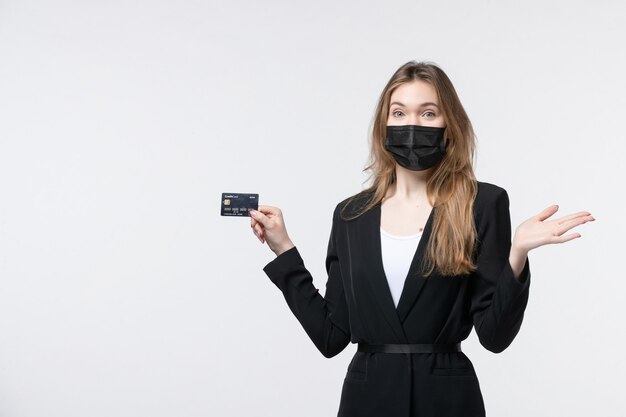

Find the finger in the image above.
[
  {"left": 253, "top": 226, "right": 265, "bottom": 243},
  {"left": 250, "top": 205, "right": 281, "bottom": 226},
  {"left": 250, "top": 218, "right": 261, "bottom": 232},
  {"left": 257, "top": 205, "right": 280, "bottom": 216},
  {"left": 252, "top": 225, "right": 264, "bottom": 243},
  {"left": 554, "top": 216, "right": 594, "bottom": 236},
  {"left": 250, "top": 208, "right": 273, "bottom": 226},
  {"left": 251, "top": 227, "right": 262, "bottom": 243},
  {"left": 536, "top": 204, "right": 560, "bottom": 221},
  {"left": 554, "top": 232, "right": 581, "bottom": 243},
  {"left": 555, "top": 211, "right": 594, "bottom": 225}
]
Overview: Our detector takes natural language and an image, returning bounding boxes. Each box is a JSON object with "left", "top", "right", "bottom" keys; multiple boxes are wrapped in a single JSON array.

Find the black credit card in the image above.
[{"left": 221, "top": 192, "right": 259, "bottom": 217}]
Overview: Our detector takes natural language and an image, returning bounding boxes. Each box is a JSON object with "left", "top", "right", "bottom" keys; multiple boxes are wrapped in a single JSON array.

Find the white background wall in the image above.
[{"left": 0, "top": 0, "right": 624, "bottom": 416}]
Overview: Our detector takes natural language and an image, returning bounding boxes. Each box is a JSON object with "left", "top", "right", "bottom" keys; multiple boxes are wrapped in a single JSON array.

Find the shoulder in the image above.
[
  {"left": 475, "top": 180, "right": 507, "bottom": 202},
  {"left": 474, "top": 180, "right": 510, "bottom": 219},
  {"left": 333, "top": 189, "right": 376, "bottom": 222}
]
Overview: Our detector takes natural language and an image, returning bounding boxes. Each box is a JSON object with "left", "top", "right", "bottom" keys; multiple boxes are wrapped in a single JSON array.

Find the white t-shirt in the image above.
[{"left": 380, "top": 227, "right": 423, "bottom": 308}]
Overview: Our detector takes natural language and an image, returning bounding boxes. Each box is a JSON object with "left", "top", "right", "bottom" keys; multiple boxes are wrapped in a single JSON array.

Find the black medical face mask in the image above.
[{"left": 384, "top": 124, "right": 447, "bottom": 171}]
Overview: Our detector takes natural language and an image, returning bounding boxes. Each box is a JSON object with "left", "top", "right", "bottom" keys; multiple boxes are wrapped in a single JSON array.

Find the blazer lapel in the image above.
[{"left": 361, "top": 200, "right": 436, "bottom": 338}]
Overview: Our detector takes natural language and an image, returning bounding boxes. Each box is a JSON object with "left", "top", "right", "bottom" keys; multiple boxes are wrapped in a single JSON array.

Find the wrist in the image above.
[
  {"left": 276, "top": 241, "right": 295, "bottom": 256},
  {"left": 510, "top": 242, "right": 528, "bottom": 260},
  {"left": 509, "top": 244, "right": 529, "bottom": 282}
]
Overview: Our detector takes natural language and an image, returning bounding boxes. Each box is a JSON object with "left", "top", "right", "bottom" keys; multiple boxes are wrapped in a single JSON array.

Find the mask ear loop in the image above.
[{"left": 441, "top": 128, "right": 449, "bottom": 152}]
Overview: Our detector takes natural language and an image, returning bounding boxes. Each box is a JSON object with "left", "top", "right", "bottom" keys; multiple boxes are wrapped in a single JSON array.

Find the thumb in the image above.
[
  {"left": 250, "top": 205, "right": 277, "bottom": 226},
  {"left": 536, "top": 204, "right": 559, "bottom": 222},
  {"left": 249, "top": 208, "right": 267, "bottom": 225}
]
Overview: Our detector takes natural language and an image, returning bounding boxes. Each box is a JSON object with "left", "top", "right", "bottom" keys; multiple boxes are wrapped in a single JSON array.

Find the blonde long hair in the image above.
[{"left": 340, "top": 60, "right": 479, "bottom": 277}]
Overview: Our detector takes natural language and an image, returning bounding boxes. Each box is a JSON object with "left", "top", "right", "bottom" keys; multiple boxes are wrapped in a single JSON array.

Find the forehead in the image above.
[{"left": 390, "top": 80, "right": 439, "bottom": 106}]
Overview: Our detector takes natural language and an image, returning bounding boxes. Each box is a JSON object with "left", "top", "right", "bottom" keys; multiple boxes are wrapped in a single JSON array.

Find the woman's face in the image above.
[{"left": 387, "top": 80, "right": 446, "bottom": 128}]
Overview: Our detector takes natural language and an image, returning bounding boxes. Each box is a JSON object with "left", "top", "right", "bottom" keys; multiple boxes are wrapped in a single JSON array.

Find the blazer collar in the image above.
[{"left": 361, "top": 199, "right": 436, "bottom": 340}]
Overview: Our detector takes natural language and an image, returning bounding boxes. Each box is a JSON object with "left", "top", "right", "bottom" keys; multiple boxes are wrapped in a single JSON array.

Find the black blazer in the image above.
[{"left": 263, "top": 181, "right": 531, "bottom": 417}]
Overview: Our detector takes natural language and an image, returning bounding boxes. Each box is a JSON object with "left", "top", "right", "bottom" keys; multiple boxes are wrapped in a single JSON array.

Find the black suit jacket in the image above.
[{"left": 263, "top": 181, "right": 531, "bottom": 417}]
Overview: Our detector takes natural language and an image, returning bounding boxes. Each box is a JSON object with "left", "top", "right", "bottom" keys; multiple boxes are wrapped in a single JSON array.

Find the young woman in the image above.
[{"left": 248, "top": 61, "right": 595, "bottom": 417}]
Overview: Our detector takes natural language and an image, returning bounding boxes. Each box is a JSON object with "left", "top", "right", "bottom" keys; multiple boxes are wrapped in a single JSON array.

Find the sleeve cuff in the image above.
[
  {"left": 503, "top": 255, "right": 531, "bottom": 292},
  {"left": 262, "top": 246, "right": 303, "bottom": 290}
]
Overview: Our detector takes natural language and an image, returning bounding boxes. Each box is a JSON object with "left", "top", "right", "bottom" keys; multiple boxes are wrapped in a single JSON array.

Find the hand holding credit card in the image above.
[{"left": 221, "top": 192, "right": 295, "bottom": 256}]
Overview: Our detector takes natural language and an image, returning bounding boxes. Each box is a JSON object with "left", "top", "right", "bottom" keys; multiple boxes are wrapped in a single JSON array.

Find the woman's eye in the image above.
[
  {"left": 424, "top": 111, "right": 436, "bottom": 118},
  {"left": 392, "top": 110, "right": 404, "bottom": 117}
]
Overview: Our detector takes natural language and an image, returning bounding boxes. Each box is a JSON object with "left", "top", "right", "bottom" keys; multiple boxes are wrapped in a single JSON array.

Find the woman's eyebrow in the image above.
[{"left": 390, "top": 101, "right": 439, "bottom": 109}]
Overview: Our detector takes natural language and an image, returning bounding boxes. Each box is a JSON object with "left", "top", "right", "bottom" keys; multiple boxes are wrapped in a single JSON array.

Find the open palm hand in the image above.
[{"left": 513, "top": 205, "right": 596, "bottom": 253}]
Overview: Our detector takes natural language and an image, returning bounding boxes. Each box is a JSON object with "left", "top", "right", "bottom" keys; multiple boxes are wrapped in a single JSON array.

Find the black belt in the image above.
[{"left": 358, "top": 342, "right": 461, "bottom": 353}]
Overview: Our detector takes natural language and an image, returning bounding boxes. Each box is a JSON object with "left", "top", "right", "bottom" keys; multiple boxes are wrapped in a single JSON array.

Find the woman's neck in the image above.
[{"left": 385, "top": 165, "right": 433, "bottom": 203}]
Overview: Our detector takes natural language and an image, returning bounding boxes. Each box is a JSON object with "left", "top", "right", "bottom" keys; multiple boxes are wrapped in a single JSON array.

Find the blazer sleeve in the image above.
[
  {"left": 262, "top": 204, "right": 351, "bottom": 358},
  {"left": 470, "top": 188, "right": 531, "bottom": 354}
]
